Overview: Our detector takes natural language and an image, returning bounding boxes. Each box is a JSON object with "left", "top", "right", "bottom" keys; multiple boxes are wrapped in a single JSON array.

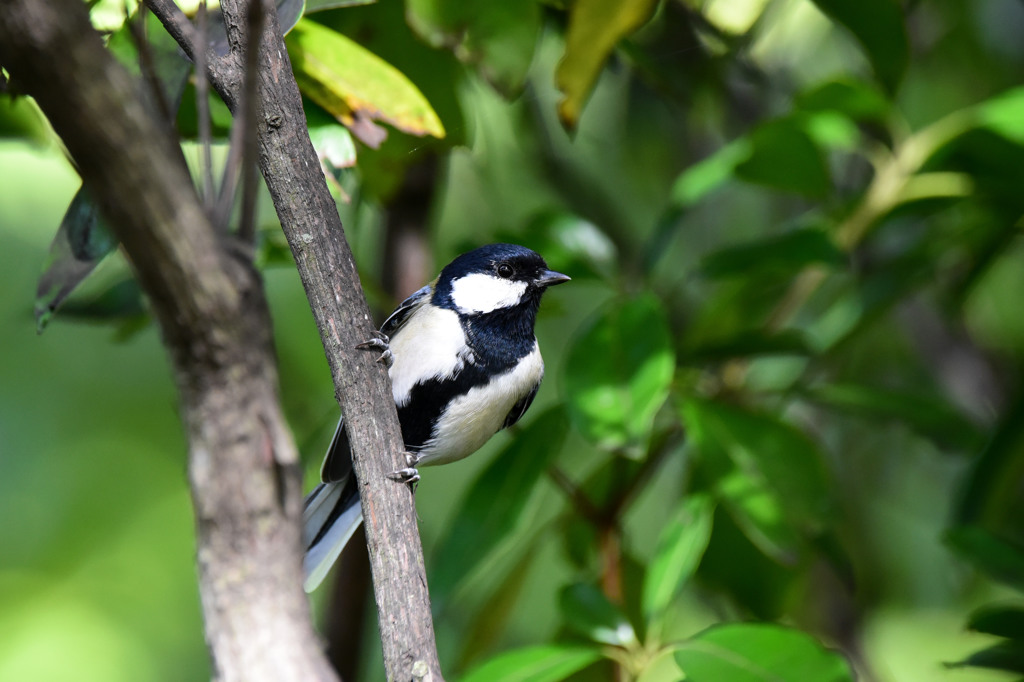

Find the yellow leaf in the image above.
[
  {"left": 285, "top": 20, "right": 445, "bottom": 145},
  {"left": 555, "top": 0, "right": 657, "bottom": 129}
]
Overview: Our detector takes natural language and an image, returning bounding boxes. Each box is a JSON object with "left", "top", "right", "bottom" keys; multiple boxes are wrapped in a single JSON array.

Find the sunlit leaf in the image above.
[
  {"left": 560, "top": 583, "right": 638, "bottom": 647},
  {"left": 36, "top": 189, "right": 119, "bottom": 332},
  {"left": 716, "top": 470, "right": 802, "bottom": 565},
  {"left": 564, "top": 294, "right": 675, "bottom": 454},
  {"left": 555, "top": 0, "right": 658, "bottom": 129},
  {"left": 811, "top": 0, "right": 908, "bottom": 93},
  {"left": 461, "top": 644, "right": 603, "bottom": 682},
  {"left": 977, "top": 86, "right": 1024, "bottom": 146},
  {"left": 736, "top": 119, "right": 830, "bottom": 198},
  {"left": 406, "top": 0, "right": 541, "bottom": 94},
  {"left": 675, "top": 623, "right": 854, "bottom": 682},
  {"left": 670, "top": 140, "right": 750, "bottom": 208},
  {"left": 285, "top": 19, "right": 445, "bottom": 147},
  {"left": 682, "top": 399, "right": 832, "bottom": 528},
  {"left": 0, "top": 96, "right": 50, "bottom": 147},
  {"left": 642, "top": 494, "right": 714, "bottom": 622},
  {"left": 431, "top": 409, "right": 568, "bottom": 601}
]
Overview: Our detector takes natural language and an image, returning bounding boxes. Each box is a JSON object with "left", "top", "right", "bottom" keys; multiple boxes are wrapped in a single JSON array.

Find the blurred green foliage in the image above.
[{"left": 4, "top": 0, "right": 1024, "bottom": 680}]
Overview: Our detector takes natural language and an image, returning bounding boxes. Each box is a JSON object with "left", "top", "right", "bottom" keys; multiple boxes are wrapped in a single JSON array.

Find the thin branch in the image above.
[
  {"left": 237, "top": 0, "right": 264, "bottom": 245},
  {"left": 195, "top": 0, "right": 215, "bottom": 206},
  {"left": 147, "top": 0, "right": 445, "bottom": 678}
]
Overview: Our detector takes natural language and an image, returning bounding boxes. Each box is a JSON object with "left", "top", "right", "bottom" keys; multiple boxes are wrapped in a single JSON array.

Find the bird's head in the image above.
[{"left": 434, "top": 243, "right": 570, "bottom": 316}]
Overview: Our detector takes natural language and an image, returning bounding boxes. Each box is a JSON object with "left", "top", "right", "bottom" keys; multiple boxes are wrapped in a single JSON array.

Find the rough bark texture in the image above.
[
  {"left": 145, "top": 1, "right": 444, "bottom": 680},
  {"left": 1, "top": 0, "right": 442, "bottom": 680}
]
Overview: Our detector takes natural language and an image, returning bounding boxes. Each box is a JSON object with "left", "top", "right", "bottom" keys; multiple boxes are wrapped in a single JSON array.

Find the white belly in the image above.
[{"left": 418, "top": 343, "right": 544, "bottom": 466}]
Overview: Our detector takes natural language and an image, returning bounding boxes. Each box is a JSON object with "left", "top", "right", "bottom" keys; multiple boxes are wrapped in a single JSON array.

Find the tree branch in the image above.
[
  {"left": 0, "top": 2, "right": 335, "bottom": 681},
  {"left": 145, "top": 0, "right": 444, "bottom": 679}
]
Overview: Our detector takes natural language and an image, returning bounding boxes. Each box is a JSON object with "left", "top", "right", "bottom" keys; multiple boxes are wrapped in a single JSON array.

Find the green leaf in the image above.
[
  {"left": 977, "top": 87, "right": 1024, "bottom": 147},
  {"left": 700, "top": 229, "right": 844, "bottom": 280},
  {"left": 305, "top": 0, "right": 377, "bottom": 15},
  {"left": 36, "top": 188, "right": 119, "bottom": 332},
  {"left": 406, "top": 0, "right": 541, "bottom": 94},
  {"left": 0, "top": 95, "right": 50, "bottom": 146},
  {"left": 555, "top": 0, "right": 658, "bottom": 129},
  {"left": 675, "top": 623, "right": 854, "bottom": 682},
  {"left": 735, "top": 119, "right": 830, "bottom": 198},
  {"left": 946, "top": 526, "right": 1024, "bottom": 592},
  {"left": 805, "top": 383, "right": 984, "bottom": 452},
  {"left": 718, "top": 470, "right": 803, "bottom": 565},
  {"left": 948, "top": 641, "right": 1024, "bottom": 674},
  {"left": 642, "top": 494, "right": 714, "bottom": 622},
  {"left": 285, "top": 19, "right": 445, "bottom": 147},
  {"left": 810, "top": 0, "right": 908, "bottom": 93},
  {"left": 796, "top": 78, "right": 890, "bottom": 122},
  {"left": 670, "top": 140, "right": 750, "bottom": 207},
  {"left": 564, "top": 294, "right": 675, "bottom": 454},
  {"left": 462, "top": 645, "right": 603, "bottom": 682},
  {"left": 560, "top": 583, "right": 638, "bottom": 647},
  {"left": 682, "top": 399, "right": 832, "bottom": 528},
  {"left": 967, "top": 605, "right": 1024, "bottom": 640},
  {"left": 431, "top": 409, "right": 568, "bottom": 601}
]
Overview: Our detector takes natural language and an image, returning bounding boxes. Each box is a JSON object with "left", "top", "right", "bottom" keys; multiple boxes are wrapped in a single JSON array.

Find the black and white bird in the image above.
[{"left": 302, "top": 243, "right": 570, "bottom": 591}]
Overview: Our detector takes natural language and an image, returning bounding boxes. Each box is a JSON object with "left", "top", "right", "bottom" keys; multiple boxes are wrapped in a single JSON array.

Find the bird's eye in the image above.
[{"left": 496, "top": 263, "right": 514, "bottom": 279}]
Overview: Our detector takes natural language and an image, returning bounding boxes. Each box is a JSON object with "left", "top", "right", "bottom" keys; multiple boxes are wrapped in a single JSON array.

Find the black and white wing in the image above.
[{"left": 302, "top": 284, "right": 433, "bottom": 592}]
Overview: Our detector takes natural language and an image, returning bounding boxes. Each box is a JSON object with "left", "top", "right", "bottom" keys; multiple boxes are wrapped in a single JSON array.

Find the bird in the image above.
[{"left": 302, "top": 243, "right": 570, "bottom": 591}]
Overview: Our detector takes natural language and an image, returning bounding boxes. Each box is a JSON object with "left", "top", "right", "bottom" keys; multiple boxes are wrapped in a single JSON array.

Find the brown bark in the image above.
[{"left": 1, "top": 0, "right": 443, "bottom": 680}]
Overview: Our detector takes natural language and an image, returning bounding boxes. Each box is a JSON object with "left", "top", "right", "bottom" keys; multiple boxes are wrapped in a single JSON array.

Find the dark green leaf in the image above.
[
  {"left": 967, "top": 605, "right": 1024, "bottom": 640},
  {"left": 555, "top": 0, "right": 658, "bottom": 128},
  {"left": 642, "top": 494, "right": 714, "bottom": 621},
  {"left": 946, "top": 526, "right": 1024, "bottom": 592},
  {"left": 559, "top": 583, "right": 638, "bottom": 647},
  {"left": 36, "top": 188, "right": 119, "bottom": 332},
  {"left": 956, "top": 387, "right": 1024, "bottom": 533},
  {"left": 0, "top": 95, "right": 50, "bottom": 146},
  {"left": 406, "top": 0, "right": 541, "bottom": 94},
  {"left": 806, "top": 383, "right": 985, "bottom": 452},
  {"left": 948, "top": 641, "right": 1024, "bottom": 674},
  {"left": 682, "top": 399, "right": 832, "bottom": 528},
  {"left": 564, "top": 295, "right": 675, "bottom": 454},
  {"left": 810, "top": 0, "right": 908, "bottom": 93},
  {"left": 735, "top": 119, "right": 831, "bottom": 198},
  {"left": 457, "top": 542, "right": 543, "bottom": 669},
  {"left": 431, "top": 409, "right": 568, "bottom": 601},
  {"left": 684, "top": 330, "right": 814, "bottom": 362},
  {"left": 716, "top": 470, "right": 803, "bottom": 565},
  {"left": 674, "top": 623, "right": 854, "bottom": 682},
  {"left": 796, "top": 78, "right": 891, "bottom": 122},
  {"left": 700, "top": 229, "right": 845, "bottom": 280},
  {"left": 461, "top": 645, "right": 603, "bottom": 682}
]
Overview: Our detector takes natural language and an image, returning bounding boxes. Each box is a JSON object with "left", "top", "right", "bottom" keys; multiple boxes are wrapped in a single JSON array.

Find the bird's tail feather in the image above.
[{"left": 302, "top": 476, "right": 362, "bottom": 592}]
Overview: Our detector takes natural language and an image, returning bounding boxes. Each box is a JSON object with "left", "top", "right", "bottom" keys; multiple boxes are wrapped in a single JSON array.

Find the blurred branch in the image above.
[
  {"left": 146, "top": 0, "right": 445, "bottom": 678},
  {"left": 0, "top": 1, "right": 333, "bottom": 681}
]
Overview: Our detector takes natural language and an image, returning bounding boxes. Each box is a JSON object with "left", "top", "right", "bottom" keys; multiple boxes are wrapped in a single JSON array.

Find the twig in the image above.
[
  {"left": 237, "top": 0, "right": 264, "bottom": 245},
  {"left": 195, "top": 0, "right": 215, "bottom": 206}
]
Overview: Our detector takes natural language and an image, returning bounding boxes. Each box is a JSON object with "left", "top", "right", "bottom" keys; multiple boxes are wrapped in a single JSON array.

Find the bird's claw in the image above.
[
  {"left": 356, "top": 331, "right": 393, "bottom": 368},
  {"left": 387, "top": 451, "right": 421, "bottom": 491}
]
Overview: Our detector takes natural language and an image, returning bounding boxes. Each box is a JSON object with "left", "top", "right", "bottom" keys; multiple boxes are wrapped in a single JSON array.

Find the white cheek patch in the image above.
[{"left": 450, "top": 273, "right": 528, "bottom": 314}]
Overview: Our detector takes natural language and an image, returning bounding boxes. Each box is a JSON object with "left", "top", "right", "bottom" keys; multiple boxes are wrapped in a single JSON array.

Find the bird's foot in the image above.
[
  {"left": 356, "top": 330, "right": 393, "bottom": 368},
  {"left": 387, "top": 451, "right": 421, "bottom": 491}
]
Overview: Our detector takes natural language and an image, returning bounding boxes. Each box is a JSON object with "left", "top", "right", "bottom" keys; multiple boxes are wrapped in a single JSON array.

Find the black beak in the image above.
[{"left": 536, "top": 270, "right": 571, "bottom": 288}]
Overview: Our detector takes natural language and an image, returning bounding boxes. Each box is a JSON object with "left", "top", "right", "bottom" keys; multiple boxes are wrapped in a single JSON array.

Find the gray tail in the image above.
[{"left": 302, "top": 474, "right": 362, "bottom": 592}]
